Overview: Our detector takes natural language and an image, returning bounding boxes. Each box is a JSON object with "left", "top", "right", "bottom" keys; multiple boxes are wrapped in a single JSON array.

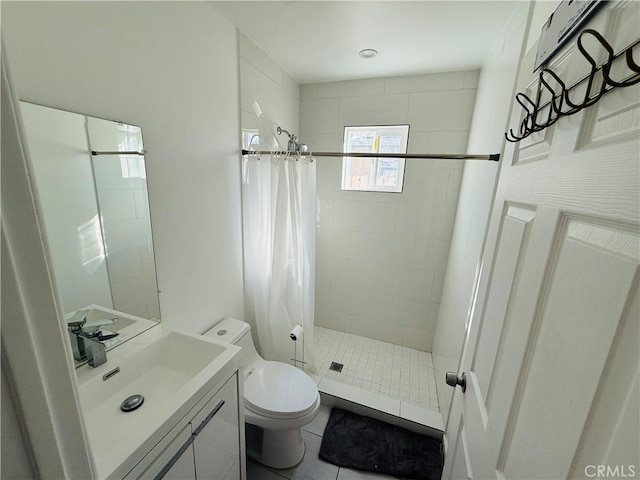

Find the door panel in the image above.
[
  {"left": 503, "top": 218, "right": 639, "bottom": 478},
  {"left": 474, "top": 204, "right": 536, "bottom": 401},
  {"left": 568, "top": 286, "right": 639, "bottom": 477},
  {"left": 443, "top": 1, "right": 640, "bottom": 478}
]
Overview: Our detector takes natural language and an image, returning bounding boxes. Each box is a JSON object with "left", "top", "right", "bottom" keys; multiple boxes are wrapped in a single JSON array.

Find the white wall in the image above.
[
  {"left": 2, "top": 2, "right": 245, "bottom": 334},
  {"left": 301, "top": 72, "right": 478, "bottom": 351},
  {"left": 239, "top": 32, "right": 300, "bottom": 147},
  {"left": 432, "top": 2, "right": 532, "bottom": 421}
]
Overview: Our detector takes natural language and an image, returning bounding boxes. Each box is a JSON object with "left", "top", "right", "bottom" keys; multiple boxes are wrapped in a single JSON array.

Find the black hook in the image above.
[{"left": 506, "top": 28, "right": 640, "bottom": 143}]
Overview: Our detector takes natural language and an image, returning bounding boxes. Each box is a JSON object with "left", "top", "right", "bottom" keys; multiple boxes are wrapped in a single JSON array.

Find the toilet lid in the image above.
[{"left": 244, "top": 361, "right": 318, "bottom": 418}]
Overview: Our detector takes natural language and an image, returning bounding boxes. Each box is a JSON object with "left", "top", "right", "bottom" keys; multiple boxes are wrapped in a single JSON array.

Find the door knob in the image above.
[{"left": 445, "top": 372, "right": 467, "bottom": 393}]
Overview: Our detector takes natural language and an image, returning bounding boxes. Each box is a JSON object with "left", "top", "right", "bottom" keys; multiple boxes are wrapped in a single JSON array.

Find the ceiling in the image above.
[{"left": 212, "top": 1, "right": 518, "bottom": 84}]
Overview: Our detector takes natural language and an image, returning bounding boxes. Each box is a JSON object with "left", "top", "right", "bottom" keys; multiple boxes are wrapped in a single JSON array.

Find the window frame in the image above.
[
  {"left": 341, "top": 124, "right": 410, "bottom": 193},
  {"left": 242, "top": 128, "right": 260, "bottom": 150}
]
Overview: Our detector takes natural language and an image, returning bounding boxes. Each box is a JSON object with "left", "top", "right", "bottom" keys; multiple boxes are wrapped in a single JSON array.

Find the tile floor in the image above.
[
  {"left": 246, "top": 405, "right": 398, "bottom": 480},
  {"left": 312, "top": 327, "right": 439, "bottom": 411}
]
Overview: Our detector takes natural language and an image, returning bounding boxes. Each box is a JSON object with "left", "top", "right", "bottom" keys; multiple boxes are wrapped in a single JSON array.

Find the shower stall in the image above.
[
  {"left": 285, "top": 73, "right": 495, "bottom": 431},
  {"left": 242, "top": 122, "right": 499, "bottom": 429},
  {"left": 240, "top": 125, "right": 497, "bottom": 435},
  {"left": 309, "top": 146, "right": 463, "bottom": 426}
]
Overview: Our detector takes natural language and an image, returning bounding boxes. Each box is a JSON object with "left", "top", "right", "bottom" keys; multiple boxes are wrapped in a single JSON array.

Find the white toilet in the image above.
[{"left": 204, "top": 317, "right": 320, "bottom": 469}]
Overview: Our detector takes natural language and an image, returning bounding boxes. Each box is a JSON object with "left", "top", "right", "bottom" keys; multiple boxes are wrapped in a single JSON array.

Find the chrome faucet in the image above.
[{"left": 67, "top": 310, "right": 119, "bottom": 367}]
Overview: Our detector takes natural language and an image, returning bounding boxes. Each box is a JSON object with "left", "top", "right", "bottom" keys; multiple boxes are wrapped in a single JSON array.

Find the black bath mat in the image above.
[{"left": 319, "top": 408, "right": 443, "bottom": 480}]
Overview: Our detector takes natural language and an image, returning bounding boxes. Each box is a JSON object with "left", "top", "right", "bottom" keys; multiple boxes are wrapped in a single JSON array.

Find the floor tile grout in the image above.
[{"left": 304, "top": 429, "right": 323, "bottom": 439}]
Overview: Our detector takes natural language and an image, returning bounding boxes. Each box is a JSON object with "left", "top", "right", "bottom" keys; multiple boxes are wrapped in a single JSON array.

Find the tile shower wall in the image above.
[
  {"left": 301, "top": 72, "right": 479, "bottom": 351},
  {"left": 239, "top": 32, "right": 300, "bottom": 146},
  {"left": 88, "top": 117, "right": 160, "bottom": 320}
]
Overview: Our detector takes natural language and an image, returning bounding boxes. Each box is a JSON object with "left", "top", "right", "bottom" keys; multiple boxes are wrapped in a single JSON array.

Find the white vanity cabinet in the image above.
[
  {"left": 123, "top": 372, "right": 243, "bottom": 480},
  {"left": 191, "top": 378, "right": 241, "bottom": 480}
]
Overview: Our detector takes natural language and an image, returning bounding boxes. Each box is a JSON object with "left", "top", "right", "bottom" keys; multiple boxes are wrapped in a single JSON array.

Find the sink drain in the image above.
[{"left": 120, "top": 394, "right": 144, "bottom": 412}]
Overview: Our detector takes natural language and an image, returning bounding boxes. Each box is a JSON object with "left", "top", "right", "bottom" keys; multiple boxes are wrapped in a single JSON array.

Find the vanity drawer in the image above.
[{"left": 125, "top": 423, "right": 195, "bottom": 480}]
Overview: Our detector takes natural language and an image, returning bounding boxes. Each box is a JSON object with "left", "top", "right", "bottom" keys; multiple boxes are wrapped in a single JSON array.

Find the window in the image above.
[
  {"left": 341, "top": 125, "right": 409, "bottom": 193},
  {"left": 242, "top": 129, "right": 260, "bottom": 150}
]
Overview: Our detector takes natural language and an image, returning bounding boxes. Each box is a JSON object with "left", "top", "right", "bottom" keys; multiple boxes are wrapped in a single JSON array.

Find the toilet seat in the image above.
[{"left": 244, "top": 361, "right": 319, "bottom": 419}]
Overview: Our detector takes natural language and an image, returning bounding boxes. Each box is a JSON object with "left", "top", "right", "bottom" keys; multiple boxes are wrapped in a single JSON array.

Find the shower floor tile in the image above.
[{"left": 312, "top": 326, "right": 439, "bottom": 412}]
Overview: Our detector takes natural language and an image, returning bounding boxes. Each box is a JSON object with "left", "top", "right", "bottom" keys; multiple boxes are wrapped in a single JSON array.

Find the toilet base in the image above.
[{"left": 246, "top": 423, "right": 306, "bottom": 469}]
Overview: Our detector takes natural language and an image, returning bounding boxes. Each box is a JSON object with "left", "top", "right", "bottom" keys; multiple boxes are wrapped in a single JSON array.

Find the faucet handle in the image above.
[
  {"left": 67, "top": 309, "right": 90, "bottom": 332},
  {"left": 82, "top": 317, "right": 118, "bottom": 334}
]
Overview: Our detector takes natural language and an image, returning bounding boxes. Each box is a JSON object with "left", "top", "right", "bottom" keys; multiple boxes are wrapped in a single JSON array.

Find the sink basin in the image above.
[
  {"left": 76, "top": 329, "right": 240, "bottom": 478},
  {"left": 79, "top": 331, "right": 225, "bottom": 409}
]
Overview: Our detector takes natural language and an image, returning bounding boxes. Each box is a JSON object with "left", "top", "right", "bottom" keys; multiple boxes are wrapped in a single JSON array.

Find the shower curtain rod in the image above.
[
  {"left": 241, "top": 149, "right": 500, "bottom": 161},
  {"left": 91, "top": 150, "right": 146, "bottom": 156}
]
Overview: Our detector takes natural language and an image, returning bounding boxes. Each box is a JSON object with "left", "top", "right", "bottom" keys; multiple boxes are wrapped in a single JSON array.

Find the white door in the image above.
[{"left": 443, "top": 2, "right": 640, "bottom": 479}]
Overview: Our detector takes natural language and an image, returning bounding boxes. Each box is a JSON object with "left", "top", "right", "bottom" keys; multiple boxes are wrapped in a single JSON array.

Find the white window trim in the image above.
[{"left": 341, "top": 124, "right": 409, "bottom": 193}]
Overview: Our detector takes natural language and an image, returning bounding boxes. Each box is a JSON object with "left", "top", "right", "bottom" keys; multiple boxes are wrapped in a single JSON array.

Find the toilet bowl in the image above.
[{"left": 203, "top": 317, "right": 320, "bottom": 469}]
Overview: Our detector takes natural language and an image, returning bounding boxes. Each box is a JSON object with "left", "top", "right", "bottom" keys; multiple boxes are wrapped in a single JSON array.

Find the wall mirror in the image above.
[{"left": 20, "top": 102, "right": 161, "bottom": 359}]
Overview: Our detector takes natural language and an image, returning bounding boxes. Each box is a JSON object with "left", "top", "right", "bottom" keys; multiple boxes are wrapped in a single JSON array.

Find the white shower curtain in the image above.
[{"left": 242, "top": 151, "right": 316, "bottom": 370}]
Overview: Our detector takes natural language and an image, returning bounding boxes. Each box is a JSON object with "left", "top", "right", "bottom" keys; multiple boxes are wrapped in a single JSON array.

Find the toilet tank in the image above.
[
  {"left": 203, "top": 317, "right": 260, "bottom": 370},
  {"left": 206, "top": 317, "right": 249, "bottom": 344}
]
